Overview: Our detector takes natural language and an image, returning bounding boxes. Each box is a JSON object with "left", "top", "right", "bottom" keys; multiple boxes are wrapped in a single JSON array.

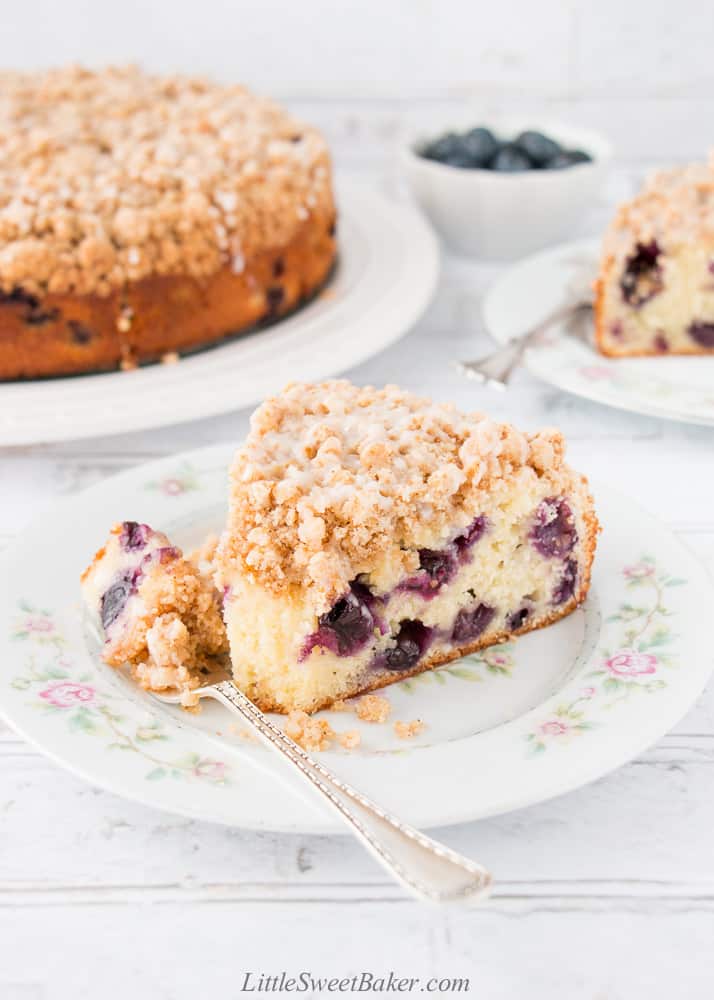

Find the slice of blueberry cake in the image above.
[
  {"left": 215, "top": 380, "right": 598, "bottom": 714},
  {"left": 81, "top": 522, "right": 228, "bottom": 706},
  {"left": 595, "top": 160, "right": 714, "bottom": 356}
]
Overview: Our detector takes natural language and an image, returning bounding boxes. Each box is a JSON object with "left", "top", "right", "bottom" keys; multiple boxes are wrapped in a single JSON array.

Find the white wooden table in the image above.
[{"left": 2, "top": 160, "right": 714, "bottom": 1000}]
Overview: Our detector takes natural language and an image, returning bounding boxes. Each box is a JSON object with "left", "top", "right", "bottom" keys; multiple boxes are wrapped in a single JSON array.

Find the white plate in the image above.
[
  {"left": 1, "top": 444, "right": 711, "bottom": 833},
  {"left": 483, "top": 238, "right": 714, "bottom": 426},
  {"left": 0, "top": 178, "right": 439, "bottom": 446}
]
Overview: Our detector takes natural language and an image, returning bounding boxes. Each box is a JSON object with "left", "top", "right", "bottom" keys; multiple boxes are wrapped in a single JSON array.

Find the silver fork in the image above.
[
  {"left": 153, "top": 678, "right": 492, "bottom": 905},
  {"left": 457, "top": 298, "right": 593, "bottom": 389}
]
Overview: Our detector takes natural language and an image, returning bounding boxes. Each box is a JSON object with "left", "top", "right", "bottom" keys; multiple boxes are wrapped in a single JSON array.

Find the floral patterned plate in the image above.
[
  {"left": 483, "top": 238, "right": 714, "bottom": 426},
  {"left": 0, "top": 445, "right": 712, "bottom": 833}
]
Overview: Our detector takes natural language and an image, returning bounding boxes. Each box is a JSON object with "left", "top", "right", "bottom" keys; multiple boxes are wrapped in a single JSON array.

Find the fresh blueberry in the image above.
[
  {"left": 319, "top": 590, "right": 374, "bottom": 654},
  {"left": 419, "top": 547, "right": 457, "bottom": 584},
  {"left": 421, "top": 133, "right": 463, "bottom": 162},
  {"left": 514, "top": 130, "right": 562, "bottom": 166},
  {"left": 546, "top": 149, "right": 592, "bottom": 169},
  {"left": 266, "top": 286, "right": 284, "bottom": 316},
  {"left": 688, "top": 322, "right": 714, "bottom": 348},
  {"left": 301, "top": 586, "right": 375, "bottom": 659},
  {"left": 553, "top": 559, "right": 578, "bottom": 605},
  {"left": 461, "top": 127, "right": 499, "bottom": 166},
  {"left": 119, "top": 522, "right": 151, "bottom": 552},
  {"left": 530, "top": 498, "right": 577, "bottom": 559},
  {"left": 489, "top": 144, "right": 533, "bottom": 172},
  {"left": 507, "top": 607, "right": 530, "bottom": 631},
  {"left": 25, "top": 306, "right": 60, "bottom": 326},
  {"left": 454, "top": 515, "right": 488, "bottom": 558},
  {"left": 385, "top": 637, "right": 420, "bottom": 671},
  {"left": 451, "top": 603, "right": 495, "bottom": 644},
  {"left": 0, "top": 287, "right": 39, "bottom": 308},
  {"left": 442, "top": 152, "right": 478, "bottom": 169},
  {"left": 400, "top": 545, "right": 458, "bottom": 599},
  {"left": 69, "top": 320, "right": 93, "bottom": 344},
  {"left": 100, "top": 571, "right": 135, "bottom": 630},
  {"left": 620, "top": 241, "right": 663, "bottom": 307},
  {"left": 383, "top": 620, "right": 433, "bottom": 672}
]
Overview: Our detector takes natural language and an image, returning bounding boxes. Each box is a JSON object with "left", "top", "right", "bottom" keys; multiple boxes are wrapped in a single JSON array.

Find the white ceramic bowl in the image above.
[{"left": 402, "top": 119, "right": 612, "bottom": 260}]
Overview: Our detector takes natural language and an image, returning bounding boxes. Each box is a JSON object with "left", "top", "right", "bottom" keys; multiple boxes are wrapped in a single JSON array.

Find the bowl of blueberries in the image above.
[{"left": 403, "top": 121, "right": 612, "bottom": 259}]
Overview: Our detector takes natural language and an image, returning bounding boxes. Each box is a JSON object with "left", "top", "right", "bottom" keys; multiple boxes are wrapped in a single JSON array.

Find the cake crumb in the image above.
[
  {"left": 355, "top": 694, "right": 391, "bottom": 724},
  {"left": 284, "top": 710, "right": 335, "bottom": 751},
  {"left": 161, "top": 351, "right": 180, "bottom": 365},
  {"left": 338, "top": 730, "right": 361, "bottom": 750},
  {"left": 116, "top": 308, "right": 133, "bottom": 332},
  {"left": 189, "top": 534, "right": 219, "bottom": 573},
  {"left": 394, "top": 719, "right": 425, "bottom": 740},
  {"left": 330, "top": 699, "right": 349, "bottom": 712}
]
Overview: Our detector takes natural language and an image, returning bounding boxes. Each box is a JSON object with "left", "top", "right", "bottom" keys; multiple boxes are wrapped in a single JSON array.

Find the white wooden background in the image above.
[{"left": 2, "top": 2, "right": 714, "bottom": 997}]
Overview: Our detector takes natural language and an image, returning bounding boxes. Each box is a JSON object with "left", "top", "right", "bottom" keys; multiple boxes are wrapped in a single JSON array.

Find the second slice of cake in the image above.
[
  {"left": 216, "top": 381, "right": 598, "bottom": 713},
  {"left": 595, "top": 159, "right": 714, "bottom": 356}
]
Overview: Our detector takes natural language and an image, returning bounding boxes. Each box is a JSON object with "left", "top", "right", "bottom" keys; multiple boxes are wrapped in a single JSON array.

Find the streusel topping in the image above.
[
  {"left": 602, "top": 158, "right": 714, "bottom": 266},
  {"left": 0, "top": 65, "right": 333, "bottom": 297},
  {"left": 218, "top": 381, "right": 568, "bottom": 603}
]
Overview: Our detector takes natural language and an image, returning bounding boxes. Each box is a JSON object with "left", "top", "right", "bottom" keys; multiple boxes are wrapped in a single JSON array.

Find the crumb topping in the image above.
[
  {"left": 394, "top": 719, "right": 425, "bottom": 740},
  {"left": 355, "top": 694, "right": 392, "bottom": 724},
  {"left": 338, "top": 730, "right": 361, "bottom": 750},
  {"left": 218, "top": 380, "right": 566, "bottom": 604},
  {"left": 602, "top": 158, "right": 714, "bottom": 266},
  {"left": 284, "top": 710, "right": 335, "bottom": 751},
  {"left": 0, "top": 65, "right": 333, "bottom": 297}
]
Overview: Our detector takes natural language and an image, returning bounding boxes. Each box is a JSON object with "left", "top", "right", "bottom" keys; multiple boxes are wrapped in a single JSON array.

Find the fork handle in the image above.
[
  {"left": 208, "top": 680, "right": 492, "bottom": 904},
  {"left": 459, "top": 299, "right": 584, "bottom": 388}
]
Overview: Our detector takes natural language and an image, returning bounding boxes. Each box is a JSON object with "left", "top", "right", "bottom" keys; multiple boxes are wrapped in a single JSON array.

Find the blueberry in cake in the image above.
[
  {"left": 214, "top": 381, "right": 598, "bottom": 714},
  {"left": 81, "top": 522, "right": 227, "bottom": 706},
  {"left": 0, "top": 66, "right": 336, "bottom": 379},
  {"left": 595, "top": 159, "right": 714, "bottom": 356}
]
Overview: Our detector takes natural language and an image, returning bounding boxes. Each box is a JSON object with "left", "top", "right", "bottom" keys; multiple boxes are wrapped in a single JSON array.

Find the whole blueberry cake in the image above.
[
  {"left": 0, "top": 66, "right": 336, "bottom": 379},
  {"left": 215, "top": 381, "right": 599, "bottom": 713},
  {"left": 595, "top": 160, "right": 714, "bottom": 356},
  {"left": 81, "top": 522, "right": 227, "bottom": 706}
]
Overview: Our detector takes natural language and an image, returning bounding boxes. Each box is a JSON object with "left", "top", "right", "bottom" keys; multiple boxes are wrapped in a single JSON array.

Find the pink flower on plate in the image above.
[
  {"left": 161, "top": 478, "right": 185, "bottom": 496},
  {"left": 483, "top": 649, "right": 512, "bottom": 669},
  {"left": 581, "top": 686, "right": 597, "bottom": 699},
  {"left": 193, "top": 759, "right": 226, "bottom": 782},
  {"left": 605, "top": 650, "right": 657, "bottom": 679},
  {"left": 540, "top": 719, "right": 569, "bottom": 737},
  {"left": 623, "top": 562, "right": 656, "bottom": 581},
  {"left": 579, "top": 365, "right": 614, "bottom": 381},
  {"left": 23, "top": 615, "right": 54, "bottom": 634},
  {"left": 40, "top": 681, "right": 96, "bottom": 708}
]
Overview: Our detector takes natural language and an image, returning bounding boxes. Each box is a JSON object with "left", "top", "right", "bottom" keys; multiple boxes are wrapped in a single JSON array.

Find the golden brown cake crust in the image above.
[
  {"left": 0, "top": 214, "right": 336, "bottom": 378},
  {"left": 593, "top": 270, "right": 616, "bottom": 357},
  {"left": 0, "top": 65, "right": 336, "bottom": 379}
]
